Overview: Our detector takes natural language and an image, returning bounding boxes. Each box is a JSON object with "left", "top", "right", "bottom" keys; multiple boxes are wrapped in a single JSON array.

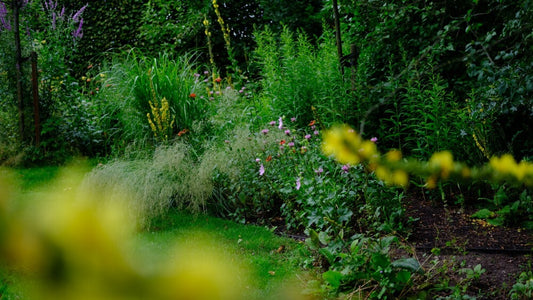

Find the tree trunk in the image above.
[{"left": 12, "top": 0, "right": 25, "bottom": 143}]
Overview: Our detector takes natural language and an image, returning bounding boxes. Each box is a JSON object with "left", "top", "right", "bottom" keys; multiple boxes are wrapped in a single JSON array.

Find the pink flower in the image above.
[
  {"left": 291, "top": 117, "right": 296, "bottom": 122},
  {"left": 295, "top": 177, "right": 301, "bottom": 190},
  {"left": 342, "top": 164, "right": 350, "bottom": 173},
  {"left": 278, "top": 117, "right": 283, "bottom": 130},
  {"left": 256, "top": 158, "right": 261, "bottom": 163},
  {"left": 314, "top": 130, "right": 319, "bottom": 135},
  {"left": 261, "top": 129, "right": 269, "bottom": 135},
  {"left": 315, "top": 167, "right": 324, "bottom": 175},
  {"left": 371, "top": 137, "right": 378, "bottom": 143},
  {"left": 288, "top": 142, "right": 295, "bottom": 147},
  {"left": 259, "top": 164, "right": 265, "bottom": 176},
  {"left": 284, "top": 130, "right": 291, "bottom": 136},
  {"left": 269, "top": 121, "right": 276, "bottom": 126},
  {"left": 304, "top": 134, "right": 311, "bottom": 140}
]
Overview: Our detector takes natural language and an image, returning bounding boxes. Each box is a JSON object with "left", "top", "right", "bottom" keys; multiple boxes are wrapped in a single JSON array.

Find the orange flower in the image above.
[
  {"left": 279, "top": 140, "right": 286, "bottom": 145},
  {"left": 266, "top": 155, "right": 272, "bottom": 162},
  {"left": 178, "top": 129, "right": 189, "bottom": 137},
  {"left": 189, "top": 93, "right": 196, "bottom": 98},
  {"left": 308, "top": 120, "right": 316, "bottom": 126},
  {"left": 215, "top": 77, "right": 222, "bottom": 83}
]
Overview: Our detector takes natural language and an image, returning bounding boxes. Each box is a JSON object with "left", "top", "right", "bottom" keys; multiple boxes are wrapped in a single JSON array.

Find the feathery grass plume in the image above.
[{"left": 81, "top": 142, "right": 199, "bottom": 228}]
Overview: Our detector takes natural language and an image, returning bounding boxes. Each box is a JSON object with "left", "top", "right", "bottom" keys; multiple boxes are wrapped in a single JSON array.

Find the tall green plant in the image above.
[
  {"left": 253, "top": 27, "right": 349, "bottom": 128},
  {"left": 92, "top": 51, "right": 210, "bottom": 150}
]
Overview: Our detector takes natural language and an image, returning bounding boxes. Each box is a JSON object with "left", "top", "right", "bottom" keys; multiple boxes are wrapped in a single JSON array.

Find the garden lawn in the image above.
[
  {"left": 134, "top": 211, "right": 316, "bottom": 299},
  {"left": 1, "top": 166, "right": 317, "bottom": 300}
]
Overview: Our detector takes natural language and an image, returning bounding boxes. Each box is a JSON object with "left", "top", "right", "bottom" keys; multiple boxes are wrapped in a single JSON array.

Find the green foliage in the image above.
[
  {"left": 472, "top": 186, "right": 533, "bottom": 229},
  {"left": 306, "top": 233, "right": 422, "bottom": 299},
  {"left": 211, "top": 118, "right": 406, "bottom": 238},
  {"left": 58, "top": 0, "right": 146, "bottom": 75},
  {"left": 88, "top": 50, "right": 212, "bottom": 153},
  {"left": 333, "top": 0, "right": 532, "bottom": 165},
  {"left": 510, "top": 269, "right": 533, "bottom": 300},
  {"left": 253, "top": 26, "right": 350, "bottom": 128},
  {"left": 138, "top": 0, "right": 209, "bottom": 57}
]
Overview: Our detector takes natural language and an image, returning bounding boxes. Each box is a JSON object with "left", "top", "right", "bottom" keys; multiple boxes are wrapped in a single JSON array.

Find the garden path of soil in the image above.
[{"left": 404, "top": 194, "right": 532, "bottom": 299}]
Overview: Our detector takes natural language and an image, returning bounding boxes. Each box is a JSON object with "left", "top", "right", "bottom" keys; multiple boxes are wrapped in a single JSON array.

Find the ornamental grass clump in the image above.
[{"left": 81, "top": 142, "right": 211, "bottom": 228}]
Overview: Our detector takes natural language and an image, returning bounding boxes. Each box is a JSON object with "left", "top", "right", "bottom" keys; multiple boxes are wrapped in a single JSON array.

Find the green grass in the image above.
[
  {"left": 135, "top": 211, "right": 316, "bottom": 299},
  {"left": 1, "top": 166, "right": 319, "bottom": 299}
]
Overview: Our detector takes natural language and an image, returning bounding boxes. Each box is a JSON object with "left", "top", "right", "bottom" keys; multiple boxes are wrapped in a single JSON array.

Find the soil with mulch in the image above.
[{"left": 404, "top": 193, "right": 532, "bottom": 299}]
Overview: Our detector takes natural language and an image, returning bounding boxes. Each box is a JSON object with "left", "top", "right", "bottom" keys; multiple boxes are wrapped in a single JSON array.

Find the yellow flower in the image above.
[
  {"left": 425, "top": 176, "right": 437, "bottom": 189},
  {"left": 385, "top": 149, "right": 402, "bottom": 162},
  {"left": 429, "top": 151, "right": 454, "bottom": 179},
  {"left": 321, "top": 125, "right": 362, "bottom": 165},
  {"left": 392, "top": 170, "right": 409, "bottom": 187},
  {"left": 358, "top": 140, "right": 378, "bottom": 161},
  {"left": 374, "top": 167, "right": 408, "bottom": 187},
  {"left": 489, "top": 154, "right": 516, "bottom": 175}
]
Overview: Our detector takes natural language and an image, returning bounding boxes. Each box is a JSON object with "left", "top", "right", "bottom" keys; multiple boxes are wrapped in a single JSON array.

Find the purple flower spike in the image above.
[
  {"left": 259, "top": 164, "right": 265, "bottom": 176},
  {"left": 72, "top": 4, "right": 87, "bottom": 22},
  {"left": 72, "top": 18, "right": 83, "bottom": 39},
  {"left": 295, "top": 177, "right": 301, "bottom": 190},
  {"left": 278, "top": 117, "right": 283, "bottom": 130}
]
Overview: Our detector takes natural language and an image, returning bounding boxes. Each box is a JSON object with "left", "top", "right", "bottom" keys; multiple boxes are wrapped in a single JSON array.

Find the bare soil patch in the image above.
[{"left": 405, "top": 195, "right": 532, "bottom": 299}]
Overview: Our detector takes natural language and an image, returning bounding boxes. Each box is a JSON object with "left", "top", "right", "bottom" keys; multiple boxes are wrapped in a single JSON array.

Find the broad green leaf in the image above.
[{"left": 391, "top": 257, "right": 423, "bottom": 274}]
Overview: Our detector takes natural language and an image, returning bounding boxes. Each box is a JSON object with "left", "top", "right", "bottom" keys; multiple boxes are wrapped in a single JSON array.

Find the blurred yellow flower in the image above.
[
  {"left": 385, "top": 150, "right": 402, "bottom": 162},
  {"left": 429, "top": 151, "right": 454, "bottom": 179},
  {"left": 322, "top": 125, "right": 362, "bottom": 165}
]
